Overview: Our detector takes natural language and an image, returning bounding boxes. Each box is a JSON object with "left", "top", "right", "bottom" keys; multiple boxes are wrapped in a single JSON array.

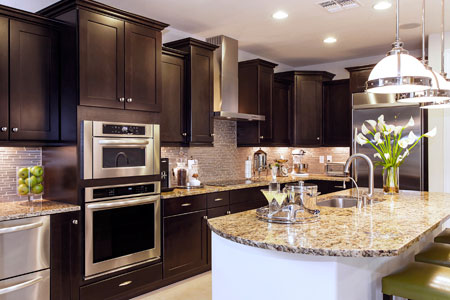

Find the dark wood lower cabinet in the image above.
[{"left": 163, "top": 210, "right": 208, "bottom": 278}]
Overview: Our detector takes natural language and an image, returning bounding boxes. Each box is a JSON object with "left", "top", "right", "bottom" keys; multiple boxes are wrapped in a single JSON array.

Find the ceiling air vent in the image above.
[{"left": 317, "top": 0, "right": 360, "bottom": 13}]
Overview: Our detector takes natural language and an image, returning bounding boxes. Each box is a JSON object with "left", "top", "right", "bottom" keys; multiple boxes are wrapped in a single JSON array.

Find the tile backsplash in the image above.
[
  {"left": 162, "top": 119, "right": 350, "bottom": 184},
  {"left": 0, "top": 147, "right": 42, "bottom": 202}
]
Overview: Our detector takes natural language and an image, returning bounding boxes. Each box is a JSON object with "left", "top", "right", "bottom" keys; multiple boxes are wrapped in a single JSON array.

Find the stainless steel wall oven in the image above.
[
  {"left": 84, "top": 182, "right": 161, "bottom": 278},
  {"left": 81, "top": 121, "right": 160, "bottom": 180}
]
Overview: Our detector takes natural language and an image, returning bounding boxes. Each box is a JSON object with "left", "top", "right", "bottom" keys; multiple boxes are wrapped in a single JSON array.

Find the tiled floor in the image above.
[{"left": 132, "top": 272, "right": 212, "bottom": 300}]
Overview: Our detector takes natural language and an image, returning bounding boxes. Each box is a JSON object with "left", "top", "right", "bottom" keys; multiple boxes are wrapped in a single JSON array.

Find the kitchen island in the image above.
[{"left": 208, "top": 189, "right": 450, "bottom": 300}]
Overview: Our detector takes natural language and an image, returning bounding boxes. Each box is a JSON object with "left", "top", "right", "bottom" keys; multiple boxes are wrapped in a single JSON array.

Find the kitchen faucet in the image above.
[{"left": 343, "top": 153, "right": 374, "bottom": 198}]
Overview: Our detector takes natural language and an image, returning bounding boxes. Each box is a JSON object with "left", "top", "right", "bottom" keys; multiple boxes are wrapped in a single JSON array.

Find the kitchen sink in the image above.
[{"left": 317, "top": 196, "right": 360, "bottom": 208}]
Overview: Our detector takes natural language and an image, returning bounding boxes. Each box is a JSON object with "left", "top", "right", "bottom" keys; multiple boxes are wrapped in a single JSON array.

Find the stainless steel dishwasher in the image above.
[{"left": 0, "top": 216, "right": 50, "bottom": 300}]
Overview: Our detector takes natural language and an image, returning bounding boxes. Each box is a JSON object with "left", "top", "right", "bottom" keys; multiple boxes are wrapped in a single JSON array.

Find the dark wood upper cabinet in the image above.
[
  {"left": 125, "top": 22, "right": 161, "bottom": 112},
  {"left": 0, "top": 17, "right": 8, "bottom": 141},
  {"left": 323, "top": 79, "right": 351, "bottom": 147},
  {"left": 9, "top": 19, "right": 59, "bottom": 141},
  {"left": 272, "top": 78, "right": 291, "bottom": 146},
  {"left": 79, "top": 10, "right": 124, "bottom": 109},
  {"left": 164, "top": 38, "right": 218, "bottom": 145},
  {"left": 345, "top": 64, "right": 374, "bottom": 94},
  {"left": 237, "top": 59, "right": 277, "bottom": 146},
  {"left": 275, "top": 71, "right": 335, "bottom": 147},
  {"left": 161, "top": 47, "right": 187, "bottom": 145},
  {"left": 40, "top": 0, "right": 168, "bottom": 113}
]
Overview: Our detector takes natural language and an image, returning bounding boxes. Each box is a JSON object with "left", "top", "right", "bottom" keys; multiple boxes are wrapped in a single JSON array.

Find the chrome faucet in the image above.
[{"left": 344, "top": 153, "right": 374, "bottom": 198}]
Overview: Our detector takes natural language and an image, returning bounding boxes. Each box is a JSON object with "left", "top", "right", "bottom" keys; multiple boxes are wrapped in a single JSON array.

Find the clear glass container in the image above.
[
  {"left": 173, "top": 159, "right": 188, "bottom": 187},
  {"left": 17, "top": 166, "right": 44, "bottom": 200}
]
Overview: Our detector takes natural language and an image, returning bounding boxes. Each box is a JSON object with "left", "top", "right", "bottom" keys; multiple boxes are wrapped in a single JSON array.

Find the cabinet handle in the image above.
[
  {"left": 119, "top": 281, "right": 132, "bottom": 287},
  {"left": 1, "top": 127, "right": 6, "bottom": 132},
  {"left": 182, "top": 133, "right": 187, "bottom": 136},
  {"left": 203, "top": 216, "right": 208, "bottom": 220},
  {"left": 181, "top": 203, "right": 192, "bottom": 207},
  {"left": 317, "top": 137, "right": 320, "bottom": 140},
  {"left": 214, "top": 198, "right": 224, "bottom": 202},
  {"left": 12, "top": 128, "right": 18, "bottom": 133},
  {"left": 126, "top": 98, "right": 133, "bottom": 103},
  {"left": 260, "top": 136, "right": 264, "bottom": 139},
  {"left": 211, "top": 133, "right": 215, "bottom": 137},
  {"left": 227, "top": 211, "right": 231, "bottom": 215},
  {"left": 119, "top": 97, "right": 125, "bottom": 103},
  {"left": 72, "top": 219, "right": 78, "bottom": 225}
]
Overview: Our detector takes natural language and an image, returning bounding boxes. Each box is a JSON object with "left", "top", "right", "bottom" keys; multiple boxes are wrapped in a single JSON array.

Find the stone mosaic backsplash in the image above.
[
  {"left": 0, "top": 147, "right": 42, "bottom": 202},
  {"left": 162, "top": 119, "right": 350, "bottom": 185}
]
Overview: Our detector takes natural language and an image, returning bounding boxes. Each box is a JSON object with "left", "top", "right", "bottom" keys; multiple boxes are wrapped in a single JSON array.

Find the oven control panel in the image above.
[
  {"left": 102, "top": 124, "right": 146, "bottom": 135},
  {"left": 90, "top": 183, "right": 158, "bottom": 201}
]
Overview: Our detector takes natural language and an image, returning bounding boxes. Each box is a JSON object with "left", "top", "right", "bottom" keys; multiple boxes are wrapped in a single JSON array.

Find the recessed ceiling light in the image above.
[
  {"left": 272, "top": 11, "right": 288, "bottom": 20},
  {"left": 323, "top": 37, "right": 337, "bottom": 44},
  {"left": 373, "top": 1, "right": 392, "bottom": 10}
]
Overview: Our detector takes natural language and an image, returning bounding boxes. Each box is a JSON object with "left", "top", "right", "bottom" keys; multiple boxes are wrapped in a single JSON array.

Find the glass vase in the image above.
[{"left": 383, "top": 166, "right": 399, "bottom": 195}]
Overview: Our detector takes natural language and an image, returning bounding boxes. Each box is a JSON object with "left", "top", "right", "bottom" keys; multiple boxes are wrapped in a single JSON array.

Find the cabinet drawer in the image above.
[
  {"left": 230, "top": 186, "right": 267, "bottom": 204},
  {"left": 206, "top": 191, "right": 229, "bottom": 208},
  {"left": 163, "top": 194, "right": 207, "bottom": 217},
  {"left": 80, "top": 263, "right": 162, "bottom": 300},
  {"left": 0, "top": 216, "right": 50, "bottom": 281},
  {"left": 0, "top": 269, "right": 49, "bottom": 300},
  {"left": 207, "top": 206, "right": 229, "bottom": 219},
  {"left": 230, "top": 202, "right": 260, "bottom": 214}
]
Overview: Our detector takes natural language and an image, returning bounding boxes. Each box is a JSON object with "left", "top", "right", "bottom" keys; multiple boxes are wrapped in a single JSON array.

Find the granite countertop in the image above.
[
  {"left": 0, "top": 199, "right": 80, "bottom": 221},
  {"left": 161, "top": 174, "right": 349, "bottom": 199},
  {"left": 208, "top": 189, "right": 450, "bottom": 257}
]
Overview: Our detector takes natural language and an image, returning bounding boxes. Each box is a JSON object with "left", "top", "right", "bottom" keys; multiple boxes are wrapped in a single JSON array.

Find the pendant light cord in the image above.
[
  {"left": 396, "top": 0, "right": 400, "bottom": 42},
  {"left": 422, "top": 0, "right": 426, "bottom": 64},
  {"left": 441, "top": 0, "right": 446, "bottom": 76}
]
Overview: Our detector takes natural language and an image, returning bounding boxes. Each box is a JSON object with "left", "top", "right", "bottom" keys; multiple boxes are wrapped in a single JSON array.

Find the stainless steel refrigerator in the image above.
[{"left": 352, "top": 93, "right": 428, "bottom": 191}]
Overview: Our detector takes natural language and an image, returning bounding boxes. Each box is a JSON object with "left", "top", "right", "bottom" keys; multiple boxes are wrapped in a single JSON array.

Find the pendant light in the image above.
[
  {"left": 366, "top": 0, "right": 432, "bottom": 94},
  {"left": 421, "top": 0, "right": 450, "bottom": 109},
  {"left": 398, "top": 0, "right": 450, "bottom": 103}
]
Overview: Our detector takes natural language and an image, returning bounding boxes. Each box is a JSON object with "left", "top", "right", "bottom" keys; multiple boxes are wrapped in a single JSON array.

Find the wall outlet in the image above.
[
  {"left": 319, "top": 156, "right": 324, "bottom": 164},
  {"left": 327, "top": 155, "right": 332, "bottom": 163}
]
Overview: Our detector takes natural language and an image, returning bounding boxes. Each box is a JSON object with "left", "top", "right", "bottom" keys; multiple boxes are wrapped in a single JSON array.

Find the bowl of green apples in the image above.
[{"left": 17, "top": 166, "right": 44, "bottom": 197}]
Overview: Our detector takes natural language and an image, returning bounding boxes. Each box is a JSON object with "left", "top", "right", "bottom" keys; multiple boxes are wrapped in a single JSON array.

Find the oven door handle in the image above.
[
  {"left": 86, "top": 196, "right": 159, "bottom": 210},
  {"left": 97, "top": 139, "right": 150, "bottom": 146}
]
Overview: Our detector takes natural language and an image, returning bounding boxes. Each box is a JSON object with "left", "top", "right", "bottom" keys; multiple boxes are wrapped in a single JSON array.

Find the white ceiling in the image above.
[{"left": 1, "top": 0, "right": 449, "bottom": 67}]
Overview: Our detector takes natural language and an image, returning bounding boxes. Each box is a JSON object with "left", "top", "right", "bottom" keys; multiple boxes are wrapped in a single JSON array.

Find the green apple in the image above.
[
  {"left": 35, "top": 176, "right": 43, "bottom": 184},
  {"left": 31, "top": 166, "right": 43, "bottom": 177},
  {"left": 25, "top": 176, "right": 38, "bottom": 188},
  {"left": 18, "top": 184, "right": 29, "bottom": 195},
  {"left": 18, "top": 178, "right": 24, "bottom": 185},
  {"left": 18, "top": 168, "right": 30, "bottom": 179},
  {"left": 31, "top": 184, "right": 43, "bottom": 194}
]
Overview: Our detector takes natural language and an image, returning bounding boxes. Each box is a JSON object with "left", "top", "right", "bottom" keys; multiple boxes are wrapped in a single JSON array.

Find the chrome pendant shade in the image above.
[
  {"left": 398, "top": 0, "right": 450, "bottom": 104},
  {"left": 366, "top": 0, "right": 432, "bottom": 94}
]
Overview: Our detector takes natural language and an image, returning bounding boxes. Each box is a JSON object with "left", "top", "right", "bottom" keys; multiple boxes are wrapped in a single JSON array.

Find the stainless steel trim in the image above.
[
  {"left": 212, "top": 111, "right": 266, "bottom": 121},
  {"left": 366, "top": 76, "right": 432, "bottom": 91},
  {"left": 98, "top": 139, "right": 150, "bottom": 145},
  {"left": 92, "top": 121, "right": 153, "bottom": 138},
  {"left": 181, "top": 203, "right": 192, "bottom": 207},
  {"left": 153, "top": 125, "right": 160, "bottom": 175},
  {"left": 0, "top": 276, "right": 43, "bottom": 295},
  {"left": 84, "top": 195, "right": 161, "bottom": 278},
  {"left": 352, "top": 92, "right": 418, "bottom": 109},
  {"left": 0, "top": 221, "right": 43, "bottom": 235},
  {"left": 0, "top": 216, "right": 50, "bottom": 281},
  {"left": 81, "top": 120, "right": 93, "bottom": 180},
  {"left": 85, "top": 181, "right": 161, "bottom": 203}
]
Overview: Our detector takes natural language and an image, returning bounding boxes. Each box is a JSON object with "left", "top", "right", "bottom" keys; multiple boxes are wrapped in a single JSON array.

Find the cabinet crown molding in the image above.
[{"left": 164, "top": 38, "right": 219, "bottom": 52}]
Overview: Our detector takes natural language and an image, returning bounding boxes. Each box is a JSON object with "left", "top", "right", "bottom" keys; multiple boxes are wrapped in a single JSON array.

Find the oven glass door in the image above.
[
  {"left": 85, "top": 196, "right": 161, "bottom": 278},
  {"left": 92, "top": 137, "right": 155, "bottom": 179}
]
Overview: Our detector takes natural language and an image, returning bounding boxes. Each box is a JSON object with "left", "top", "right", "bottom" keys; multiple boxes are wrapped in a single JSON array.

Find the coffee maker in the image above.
[{"left": 253, "top": 148, "right": 268, "bottom": 178}]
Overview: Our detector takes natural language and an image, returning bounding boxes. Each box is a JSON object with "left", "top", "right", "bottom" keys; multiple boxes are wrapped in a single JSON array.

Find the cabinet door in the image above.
[
  {"left": 272, "top": 80, "right": 291, "bottom": 145},
  {"left": 323, "top": 79, "right": 351, "bottom": 146},
  {"left": 349, "top": 68, "right": 372, "bottom": 93},
  {"left": 163, "top": 210, "right": 207, "bottom": 278},
  {"left": 259, "top": 66, "right": 273, "bottom": 142},
  {"left": 294, "top": 77, "right": 322, "bottom": 146},
  {"left": 125, "top": 22, "right": 161, "bottom": 112},
  {"left": 161, "top": 53, "right": 186, "bottom": 144},
  {"left": 0, "top": 17, "right": 8, "bottom": 141},
  {"left": 9, "top": 20, "right": 59, "bottom": 141},
  {"left": 79, "top": 10, "right": 124, "bottom": 109},
  {"left": 189, "top": 46, "right": 213, "bottom": 144}
]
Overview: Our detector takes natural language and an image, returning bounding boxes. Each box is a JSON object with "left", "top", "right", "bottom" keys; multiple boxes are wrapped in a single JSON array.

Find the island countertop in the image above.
[
  {"left": 0, "top": 199, "right": 80, "bottom": 221},
  {"left": 161, "top": 174, "right": 348, "bottom": 199},
  {"left": 207, "top": 189, "right": 450, "bottom": 257}
]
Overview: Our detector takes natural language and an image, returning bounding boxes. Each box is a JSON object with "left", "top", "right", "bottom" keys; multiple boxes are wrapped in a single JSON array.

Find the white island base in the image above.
[{"left": 211, "top": 228, "right": 442, "bottom": 300}]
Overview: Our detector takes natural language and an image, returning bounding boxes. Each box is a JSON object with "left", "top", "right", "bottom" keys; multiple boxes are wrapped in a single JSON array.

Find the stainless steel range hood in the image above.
[{"left": 206, "top": 35, "right": 265, "bottom": 121}]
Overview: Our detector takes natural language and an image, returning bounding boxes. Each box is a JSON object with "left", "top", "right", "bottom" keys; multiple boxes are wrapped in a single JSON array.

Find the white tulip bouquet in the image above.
[{"left": 356, "top": 115, "right": 436, "bottom": 193}]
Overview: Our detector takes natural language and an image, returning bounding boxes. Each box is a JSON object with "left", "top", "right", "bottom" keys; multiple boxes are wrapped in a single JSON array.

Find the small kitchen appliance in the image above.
[
  {"left": 292, "top": 149, "right": 308, "bottom": 176},
  {"left": 161, "top": 158, "right": 174, "bottom": 192},
  {"left": 253, "top": 148, "right": 268, "bottom": 178},
  {"left": 325, "top": 162, "right": 346, "bottom": 177}
]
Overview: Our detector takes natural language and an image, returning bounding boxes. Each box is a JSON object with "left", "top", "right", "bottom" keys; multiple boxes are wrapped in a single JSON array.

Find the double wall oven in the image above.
[{"left": 84, "top": 182, "right": 161, "bottom": 278}]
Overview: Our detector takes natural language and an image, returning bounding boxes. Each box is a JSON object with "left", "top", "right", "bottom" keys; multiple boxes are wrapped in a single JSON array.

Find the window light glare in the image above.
[{"left": 272, "top": 11, "right": 288, "bottom": 20}]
